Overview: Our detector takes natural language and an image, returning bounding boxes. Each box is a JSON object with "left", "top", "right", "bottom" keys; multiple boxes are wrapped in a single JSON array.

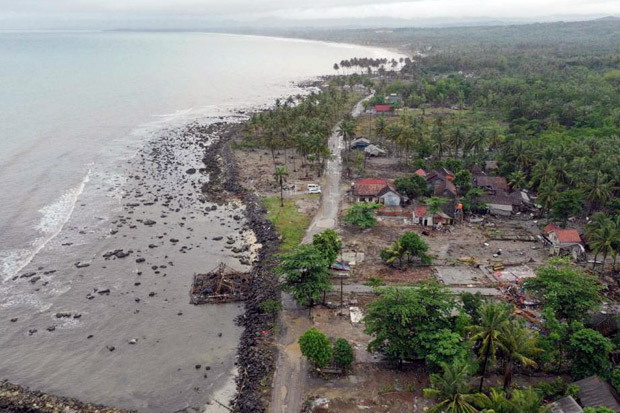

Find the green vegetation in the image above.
[
  {"left": 299, "top": 327, "right": 333, "bottom": 368},
  {"left": 333, "top": 338, "right": 355, "bottom": 369},
  {"left": 242, "top": 83, "right": 363, "bottom": 176},
  {"left": 380, "top": 231, "right": 432, "bottom": 267},
  {"left": 278, "top": 244, "right": 331, "bottom": 310},
  {"left": 393, "top": 174, "right": 431, "bottom": 199},
  {"left": 344, "top": 202, "right": 380, "bottom": 229},
  {"left": 524, "top": 258, "right": 602, "bottom": 323},
  {"left": 312, "top": 229, "right": 342, "bottom": 265},
  {"left": 364, "top": 281, "right": 458, "bottom": 370},
  {"left": 263, "top": 196, "right": 312, "bottom": 252},
  {"left": 258, "top": 299, "right": 283, "bottom": 314}
]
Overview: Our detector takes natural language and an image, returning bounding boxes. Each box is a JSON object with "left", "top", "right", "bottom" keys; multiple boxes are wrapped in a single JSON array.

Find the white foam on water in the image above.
[{"left": 1, "top": 170, "right": 91, "bottom": 281}]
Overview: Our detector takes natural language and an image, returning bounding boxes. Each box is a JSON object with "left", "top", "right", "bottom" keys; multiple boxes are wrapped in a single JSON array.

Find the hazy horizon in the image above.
[{"left": 1, "top": 0, "right": 619, "bottom": 31}]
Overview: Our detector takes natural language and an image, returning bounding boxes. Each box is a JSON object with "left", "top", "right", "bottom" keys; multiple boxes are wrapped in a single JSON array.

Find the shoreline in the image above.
[
  {"left": 199, "top": 120, "right": 282, "bottom": 412},
  {"left": 0, "top": 118, "right": 280, "bottom": 413}
]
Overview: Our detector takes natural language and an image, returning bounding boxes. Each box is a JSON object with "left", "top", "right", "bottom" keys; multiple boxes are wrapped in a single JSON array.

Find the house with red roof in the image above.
[
  {"left": 547, "top": 228, "right": 585, "bottom": 259},
  {"left": 351, "top": 179, "right": 404, "bottom": 207},
  {"left": 374, "top": 104, "right": 394, "bottom": 114}
]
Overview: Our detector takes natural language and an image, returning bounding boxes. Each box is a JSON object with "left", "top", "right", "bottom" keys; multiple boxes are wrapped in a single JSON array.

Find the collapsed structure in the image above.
[{"left": 190, "top": 263, "right": 251, "bottom": 304}]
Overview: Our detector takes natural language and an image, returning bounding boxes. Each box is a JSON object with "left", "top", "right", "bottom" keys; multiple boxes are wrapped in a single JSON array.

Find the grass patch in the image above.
[{"left": 263, "top": 196, "right": 312, "bottom": 252}]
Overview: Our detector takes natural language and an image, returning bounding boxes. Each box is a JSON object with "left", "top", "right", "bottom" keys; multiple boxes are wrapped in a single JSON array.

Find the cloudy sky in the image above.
[{"left": 1, "top": 0, "right": 619, "bottom": 29}]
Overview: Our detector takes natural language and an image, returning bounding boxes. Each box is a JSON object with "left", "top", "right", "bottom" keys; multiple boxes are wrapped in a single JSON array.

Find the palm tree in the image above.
[
  {"left": 498, "top": 321, "right": 541, "bottom": 390},
  {"left": 375, "top": 115, "right": 387, "bottom": 143},
  {"left": 469, "top": 301, "right": 512, "bottom": 392},
  {"left": 582, "top": 171, "right": 614, "bottom": 213},
  {"left": 273, "top": 166, "right": 288, "bottom": 207},
  {"left": 590, "top": 223, "right": 618, "bottom": 274},
  {"left": 423, "top": 359, "right": 489, "bottom": 413},
  {"left": 536, "top": 181, "right": 558, "bottom": 220},
  {"left": 508, "top": 171, "right": 527, "bottom": 191}
]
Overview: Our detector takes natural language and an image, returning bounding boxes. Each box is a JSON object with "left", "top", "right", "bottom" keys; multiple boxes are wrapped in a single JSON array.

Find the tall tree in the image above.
[
  {"left": 273, "top": 165, "right": 288, "bottom": 208},
  {"left": 469, "top": 301, "right": 512, "bottom": 392},
  {"left": 524, "top": 258, "right": 602, "bottom": 322},
  {"left": 498, "top": 321, "right": 541, "bottom": 390},
  {"left": 278, "top": 245, "right": 331, "bottom": 311}
]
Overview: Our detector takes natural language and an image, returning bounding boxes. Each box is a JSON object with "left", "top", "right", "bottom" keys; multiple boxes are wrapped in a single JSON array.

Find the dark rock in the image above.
[{"left": 136, "top": 258, "right": 146, "bottom": 263}]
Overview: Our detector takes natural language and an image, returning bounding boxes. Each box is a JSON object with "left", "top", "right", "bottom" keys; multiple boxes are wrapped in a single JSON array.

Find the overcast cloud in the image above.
[{"left": 1, "top": 0, "right": 619, "bottom": 28}]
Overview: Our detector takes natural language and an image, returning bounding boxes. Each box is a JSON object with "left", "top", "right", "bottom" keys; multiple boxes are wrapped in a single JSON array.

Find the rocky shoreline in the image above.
[
  {"left": 0, "top": 381, "right": 136, "bottom": 413},
  {"left": 200, "top": 122, "right": 281, "bottom": 412}
]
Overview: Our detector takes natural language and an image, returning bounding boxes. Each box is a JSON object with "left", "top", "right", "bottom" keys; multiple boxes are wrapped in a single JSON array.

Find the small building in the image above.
[
  {"left": 352, "top": 179, "right": 404, "bottom": 207},
  {"left": 484, "top": 160, "right": 499, "bottom": 172},
  {"left": 365, "top": 144, "right": 386, "bottom": 157},
  {"left": 482, "top": 192, "right": 514, "bottom": 216},
  {"left": 374, "top": 104, "right": 394, "bottom": 114},
  {"left": 415, "top": 168, "right": 427, "bottom": 178},
  {"left": 572, "top": 376, "right": 620, "bottom": 412},
  {"left": 475, "top": 175, "right": 509, "bottom": 194},
  {"left": 547, "top": 228, "right": 586, "bottom": 259},
  {"left": 425, "top": 168, "right": 457, "bottom": 199},
  {"left": 350, "top": 138, "right": 370, "bottom": 149},
  {"left": 386, "top": 93, "right": 402, "bottom": 105},
  {"left": 412, "top": 205, "right": 454, "bottom": 226}
]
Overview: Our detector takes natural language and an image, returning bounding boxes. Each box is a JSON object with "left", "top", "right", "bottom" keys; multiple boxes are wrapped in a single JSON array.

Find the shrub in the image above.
[
  {"left": 333, "top": 338, "right": 355, "bottom": 369},
  {"left": 259, "top": 299, "right": 283, "bottom": 314},
  {"left": 299, "top": 328, "right": 332, "bottom": 368}
]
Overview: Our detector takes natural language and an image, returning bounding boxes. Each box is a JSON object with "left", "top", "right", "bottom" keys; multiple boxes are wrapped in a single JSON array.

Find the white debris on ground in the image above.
[{"left": 349, "top": 306, "right": 364, "bottom": 323}]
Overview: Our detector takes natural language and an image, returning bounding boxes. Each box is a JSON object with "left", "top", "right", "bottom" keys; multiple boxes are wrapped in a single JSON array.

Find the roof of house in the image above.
[
  {"left": 414, "top": 205, "right": 452, "bottom": 220},
  {"left": 550, "top": 396, "right": 583, "bottom": 413},
  {"left": 352, "top": 138, "right": 370, "bottom": 145},
  {"left": 434, "top": 179, "right": 457, "bottom": 197},
  {"left": 543, "top": 222, "right": 560, "bottom": 234},
  {"left": 482, "top": 192, "right": 514, "bottom": 206},
  {"left": 551, "top": 228, "right": 582, "bottom": 244},
  {"left": 415, "top": 168, "right": 427, "bottom": 177},
  {"left": 353, "top": 179, "right": 399, "bottom": 197},
  {"left": 375, "top": 104, "right": 393, "bottom": 112},
  {"left": 573, "top": 376, "right": 620, "bottom": 412},
  {"left": 475, "top": 175, "right": 509, "bottom": 192}
]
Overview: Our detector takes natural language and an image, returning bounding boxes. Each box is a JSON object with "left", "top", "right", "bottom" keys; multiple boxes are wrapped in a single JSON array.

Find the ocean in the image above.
[{"left": 0, "top": 31, "right": 400, "bottom": 411}]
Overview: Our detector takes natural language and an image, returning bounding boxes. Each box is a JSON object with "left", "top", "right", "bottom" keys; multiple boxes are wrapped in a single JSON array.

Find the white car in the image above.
[{"left": 307, "top": 184, "right": 322, "bottom": 194}]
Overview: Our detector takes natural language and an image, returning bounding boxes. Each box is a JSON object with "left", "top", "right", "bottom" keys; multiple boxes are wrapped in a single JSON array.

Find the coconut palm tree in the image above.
[
  {"left": 498, "top": 321, "right": 541, "bottom": 390},
  {"left": 375, "top": 115, "right": 387, "bottom": 143},
  {"left": 273, "top": 166, "right": 288, "bottom": 208},
  {"left": 508, "top": 171, "right": 527, "bottom": 191},
  {"left": 424, "top": 359, "right": 489, "bottom": 413},
  {"left": 589, "top": 222, "right": 618, "bottom": 274},
  {"left": 582, "top": 171, "right": 614, "bottom": 213},
  {"left": 469, "top": 301, "right": 512, "bottom": 392}
]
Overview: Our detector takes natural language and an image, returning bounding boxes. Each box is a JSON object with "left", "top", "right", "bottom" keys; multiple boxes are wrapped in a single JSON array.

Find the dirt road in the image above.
[
  {"left": 302, "top": 96, "right": 370, "bottom": 244},
  {"left": 271, "top": 96, "right": 370, "bottom": 413}
]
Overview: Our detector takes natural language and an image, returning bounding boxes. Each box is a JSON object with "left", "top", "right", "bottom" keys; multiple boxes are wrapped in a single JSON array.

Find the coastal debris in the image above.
[{"left": 190, "top": 263, "right": 250, "bottom": 304}]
